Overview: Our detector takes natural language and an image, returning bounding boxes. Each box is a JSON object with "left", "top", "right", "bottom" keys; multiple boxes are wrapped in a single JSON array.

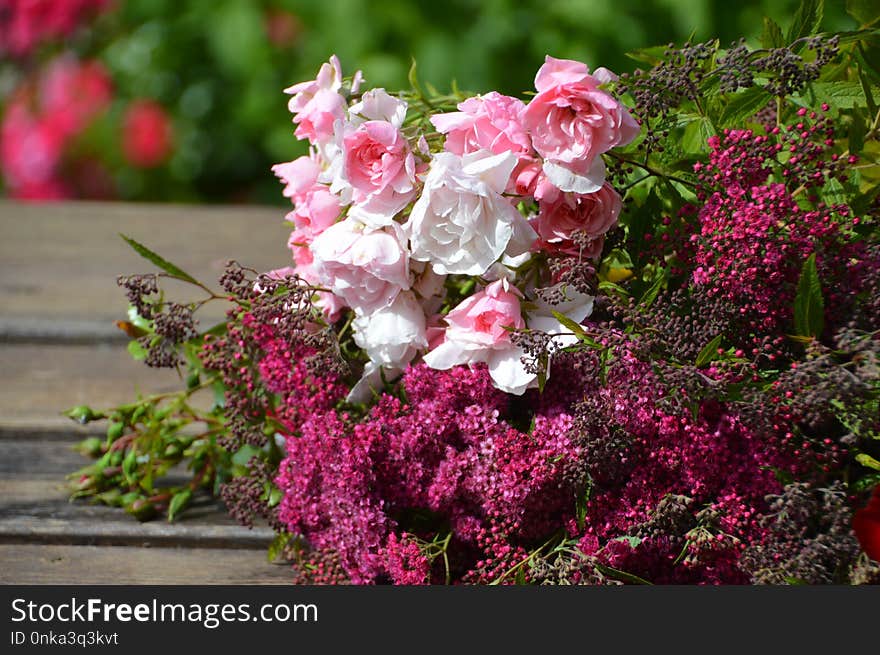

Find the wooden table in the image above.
[{"left": 0, "top": 200, "right": 297, "bottom": 584}]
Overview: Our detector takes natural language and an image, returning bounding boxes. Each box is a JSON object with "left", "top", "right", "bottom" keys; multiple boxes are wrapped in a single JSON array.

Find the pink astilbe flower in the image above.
[{"left": 0, "top": 0, "right": 112, "bottom": 58}]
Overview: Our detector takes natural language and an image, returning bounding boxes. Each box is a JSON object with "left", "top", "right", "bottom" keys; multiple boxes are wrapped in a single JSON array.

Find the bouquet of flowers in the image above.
[{"left": 69, "top": 1, "right": 880, "bottom": 585}]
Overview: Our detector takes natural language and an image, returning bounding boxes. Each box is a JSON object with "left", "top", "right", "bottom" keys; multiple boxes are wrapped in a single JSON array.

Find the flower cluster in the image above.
[
  {"left": 1, "top": 55, "right": 113, "bottom": 198},
  {"left": 71, "top": 17, "right": 880, "bottom": 586},
  {"left": 0, "top": 0, "right": 110, "bottom": 59},
  {"left": 271, "top": 55, "right": 637, "bottom": 399}
]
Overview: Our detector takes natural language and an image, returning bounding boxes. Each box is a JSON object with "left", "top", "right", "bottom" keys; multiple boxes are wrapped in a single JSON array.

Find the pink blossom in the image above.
[
  {"left": 272, "top": 155, "right": 321, "bottom": 202},
  {"left": 431, "top": 92, "right": 535, "bottom": 190},
  {"left": 522, "top": 56, "right": 638, "bottom": 194},
  {"left": 0, "top": 0, "right": 111, "bottom": 58},
  {"left": 0, "top": 100, "right": 65, "bottom": 195},
  {"left": 423, "top": 279, "right": 535, "bottom": 394},
  {"left": 309, "top": 218, "right": 410, "bottom": 315},
  {"left": 40, "top": 56, "right": 112, "bottom": 139},
  {"left": 285, "top": 55, "right": 353, "bottom": 145},
  {"left": 443, "top": 278, "right": 524, "bottom": 347},
  {"left": 343, "top": 120, "right": 417, "bottom": 226},
  {"left": 122, "top": 99, "right": 173, "bottom": 168},
  {"left": 533, "top": 183, "right": 621, "bottom": 256}
]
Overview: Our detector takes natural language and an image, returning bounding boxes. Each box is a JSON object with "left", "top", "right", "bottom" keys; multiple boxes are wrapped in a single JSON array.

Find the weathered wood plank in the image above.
[
  {"left": 0, "top": 200, "right": 291, "bottom": 334},
  {"left": 0, "top": 439, "right": 274, "bottom": 548},
  {"left": 0, "top": 343, "right": 211, "bottom": 431},
  {"left": 0, "top": 545, "right": 294, "bottom": 584}
]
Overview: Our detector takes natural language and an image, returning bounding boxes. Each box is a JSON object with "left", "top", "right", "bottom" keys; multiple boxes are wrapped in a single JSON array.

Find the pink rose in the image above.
[
  {"left": 533, "top": 183, "right": 622, "bottom": 256},
  {"left": 431, "top": 92, "right": 535, "bottom": 193},
  {"left": 422, "top": 279, "right": 533, "bottom": 394},
  {"left": 274, "top": 155, "right": 341, "bottom": 239},
  {"left": 522, "top": 56, "right": 639, "bottom": 194},
  {"left": 288, "top": 185, "right": 341, "bottom": 238},
  {"left": 309, "top": 218, "right": 410, "bottom": 315},
  {"left": 432, "top": 92, "right": 532, "bottom": 158},
  {"left": 343, "top": 120, "right": 417, "bottom": 226},
  {"left": 443, "top": 278, "right": 525, "bottom": 346},
  {"left": 285, "top": 55, "right": 353, "bottom": 145},
  {"left": 272, "top": 155, "right": 321, "bottom": 202}
]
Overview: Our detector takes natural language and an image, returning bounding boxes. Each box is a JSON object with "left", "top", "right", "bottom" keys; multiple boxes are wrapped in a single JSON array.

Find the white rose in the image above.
[
  {"left": 347, "top": 291, "right": 427, "bottom": 403},
  {"left": 348, "top": 88, "right": 408, "bottom": 128},
  {"left": 353, "top": 291, "right": 427, "bottom": 369},
  {"left": 404, "top": 150, "right": 536, "bottom": 276},
  {"left": 309, "top": 218, "right": 410, "bottom": 315}
]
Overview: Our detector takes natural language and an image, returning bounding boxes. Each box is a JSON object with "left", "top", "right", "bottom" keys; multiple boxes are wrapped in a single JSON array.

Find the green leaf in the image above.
[
  {"left": 167, "top": 488, "right": 192, "bottom": 522},
  {"left": 122, "top": 449, "right": 138, "bottom": 485},
  {"left": 267, "top": 532, "right": 294, "bottom": 563},
  {"left": 695, "top": 334, "right": 724, "bottom": 368},
  {"left": 575, "top": 479, "right": 593, "bottom": 531},
  {"left": 849, "top": 105, "right": 868, "bottom": 153},
  {"left": 680, "top": 116, "right": 716, "bottom": 155},
  {"left": 625, "top": 45, "right": 669, "bottom": 67},
  {"left": 592, "top": 562, "right": 653, "bottom": 585},
  {"left": 127, "top": 339, "right": 147, "bottom": 361},
  {"left": 231, "top": 444, "right": 261, "bottom": 468},
  {"left": 793, "top": 253, "right": 825, "bottom": 338},
  {"left": 856, "top": 453, "right": 880, "bottom": 471},
  {"left": 611, "top": 535, "right": 644, "bottom": 549},
  {"left": 120, "top": 234, "right": 201, "bottom": 286},
  {"left": 810, "top": 81, "right": 871, "bottom": 109},
  {"left": 761, "top": 16, "right": 786, "bottom": 49},
  {"left": 859, "top": 66, "right": 879, "bottom": 115},
  {"left": 718, "top": 87, "right": 773, "bottom": 127},
  {"left": 847, "top": 0, "right": 880, "bottom": 27},
  {"left": 551, "top": 311, "right": 602, "bottom": 349},
  {"left": 639, "top": 269, "right": 667, "bottom": 309},
  {"left": 786, "top": 0, "right": 824, "bottom": 44}
]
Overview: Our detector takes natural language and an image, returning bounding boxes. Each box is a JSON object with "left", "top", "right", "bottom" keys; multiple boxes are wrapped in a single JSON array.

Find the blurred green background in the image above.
[{"left": 0, "top": 0, "right": 858, "bottom": 204}]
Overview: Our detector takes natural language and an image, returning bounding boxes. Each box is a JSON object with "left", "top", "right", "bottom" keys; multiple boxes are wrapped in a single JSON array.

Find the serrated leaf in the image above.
[
  {"left": 786, "top": 0, "right": 824, "bottom": 44},
  {"left": 120, "top": 234, "right": 201, "bottom": 286},
  {"left": 856, "top": 453, "right": 880, "bottom": 470},
  {"left": 823, "top": 178, "right": 850, "bottom": 208},
  {"left": 695, "top": 334, "right": 724, "bottom": 368},
  {"left": 761, "top": 17, "right": 786, "bottom": 49},
  {"left": 718, "top": 87, "right": 773, "bottom": 127},
  {"left": 793, "top": 253, "right": 825, "bottom": 338},
  {"left": 167, "top": 488, "right": 192, "bottom": 522},
  {"left": 680, "top": 117, "right": 716, "bottom": 155},
  {"left": 811, "top": 81, "right": 871, "bottom": 109}
]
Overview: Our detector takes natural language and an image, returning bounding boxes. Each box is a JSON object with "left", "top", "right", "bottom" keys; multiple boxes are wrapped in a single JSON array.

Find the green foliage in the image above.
[
  {"left": 793, "top": 253, "right": 825, "bottom": 339},
  {"left": 120, "top": 234, "right": 202, "bottom": 286}
]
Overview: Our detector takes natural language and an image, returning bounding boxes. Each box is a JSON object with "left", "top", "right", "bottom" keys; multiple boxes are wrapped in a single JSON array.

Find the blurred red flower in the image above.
[
  {"left": 122, "top": 100, "right": 173, "bottom": 168},
  {"left": 1, "top": 56, "right": 112, "bottom": 199},
  {"left": 853, "top": 485, "right": 880, "bottom": 562}
]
